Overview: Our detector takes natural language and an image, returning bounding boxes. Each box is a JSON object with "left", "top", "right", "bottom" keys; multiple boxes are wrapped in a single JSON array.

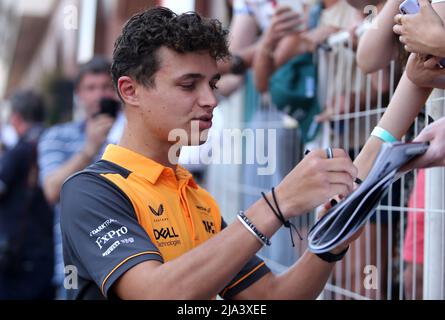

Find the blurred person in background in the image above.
[
  {"left": 253, "top": 0, "right": 346, "bottom": 92},
  {"left": 0, "top": 125, "right": 18, "bottom": 153},
  {"left": 38, "top": 56, "right": 121, "bottom": 299},
  {"left": 0, "top": 91, "right": 54, "bottom": 300},
  {"left": 216, "top": 0, "right": 309, "bottom": 97},
  {"left": 253, "top": 0, "right": 364, "bottom": 125}
]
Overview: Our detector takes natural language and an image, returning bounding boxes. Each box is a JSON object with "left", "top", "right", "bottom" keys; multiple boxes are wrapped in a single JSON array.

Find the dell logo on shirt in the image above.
[{"left": 154, "top": 227, "right": 179, "bottom": 240}]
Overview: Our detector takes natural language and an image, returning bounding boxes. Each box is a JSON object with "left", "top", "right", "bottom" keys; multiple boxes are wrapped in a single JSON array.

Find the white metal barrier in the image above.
[{"left": 424, "top": 90, "right": 445, "bottom": 299}]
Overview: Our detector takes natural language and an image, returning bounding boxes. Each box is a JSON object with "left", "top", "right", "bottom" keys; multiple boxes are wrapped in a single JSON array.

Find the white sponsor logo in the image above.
[
  {"left": 121, "top": 237, "right": 135, "bottom": 245},
  {"left": 102, "top": 241, "right": 121, "bottom": 257},
  {"left": 89, "top": 219, "right": 118, "bottom": 237},
  {"left": 95, "top": 226, "right": 128, "bottom": 250}
]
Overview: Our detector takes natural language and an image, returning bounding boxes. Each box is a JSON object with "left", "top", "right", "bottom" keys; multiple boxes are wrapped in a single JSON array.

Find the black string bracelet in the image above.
[{"left": 261, "top": 187, "right": 303, "bottom": 247}]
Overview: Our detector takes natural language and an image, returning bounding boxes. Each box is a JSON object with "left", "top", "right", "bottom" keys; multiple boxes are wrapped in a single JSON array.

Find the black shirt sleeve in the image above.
[
  {"left": 60, "top": 172, "right": 163, "bottom": 298},
  {"left": 219, "top": 218, "right": 271, "bottom": 299}
]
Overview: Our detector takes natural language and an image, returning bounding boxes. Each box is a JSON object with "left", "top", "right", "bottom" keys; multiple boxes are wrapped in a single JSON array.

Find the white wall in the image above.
[{"left": 161, "top": 0, "right": 195, "bottom": 13}]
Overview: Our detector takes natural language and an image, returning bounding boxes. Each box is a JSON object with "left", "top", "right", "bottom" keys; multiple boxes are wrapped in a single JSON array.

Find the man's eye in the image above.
[
  {"left": 210, "top": 83, "right": 219, "bottom": 90},
  {"left": 180, "top": 83, "right": 195, "bottom": 90},
  {"left": 85, "top": 85, "right": 96, "bottom": 91}
]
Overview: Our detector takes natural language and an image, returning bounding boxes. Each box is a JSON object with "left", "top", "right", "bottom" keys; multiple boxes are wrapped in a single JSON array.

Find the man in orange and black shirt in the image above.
[
  {"left": 61, "top": 146, "right": 269, "bottom": 299},
  {"left": 61, "top": 7, "right": 359, "bottom": 300}
]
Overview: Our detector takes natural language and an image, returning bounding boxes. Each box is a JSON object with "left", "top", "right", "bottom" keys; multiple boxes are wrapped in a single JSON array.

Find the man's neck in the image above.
[{"left": 119, "top": 127, "right": 179, "bottom": 171}]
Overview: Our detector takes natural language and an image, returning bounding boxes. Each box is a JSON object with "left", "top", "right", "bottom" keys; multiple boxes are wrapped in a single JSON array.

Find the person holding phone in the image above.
[
  {"left": 394, "top": 0, "right": 445, "bottom": 57},
  {"left": 39, "top": 57, "right": 120, "bottom": 207},
  {"left": 215, "top": 0, "right": 306, "bottom": 96},
  {"left": 393, "top": 0, "right": 445, "bottom": 89},
  {"left": 37, "top": 56, "right": 121, "bottom": 299}
]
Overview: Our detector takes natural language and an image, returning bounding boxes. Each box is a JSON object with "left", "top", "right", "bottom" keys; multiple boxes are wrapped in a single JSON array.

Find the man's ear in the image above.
[{"left": 118, "top": 76, "right": 139, "bottom": 106}]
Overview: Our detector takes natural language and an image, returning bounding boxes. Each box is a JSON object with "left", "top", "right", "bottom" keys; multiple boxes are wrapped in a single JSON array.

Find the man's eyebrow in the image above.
[{"left": 177, "top": 73, "right": 204, "bottom": 81}]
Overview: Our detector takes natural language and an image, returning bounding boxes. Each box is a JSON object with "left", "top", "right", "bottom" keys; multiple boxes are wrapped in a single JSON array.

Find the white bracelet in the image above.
[{"left": 237, "top": 212, "right": 271, "bottom": 246}]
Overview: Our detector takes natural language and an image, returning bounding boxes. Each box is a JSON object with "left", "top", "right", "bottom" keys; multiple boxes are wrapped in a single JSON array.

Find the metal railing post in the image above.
[{"left": 424, "top": 89, "right": 445, "bottom": 299}]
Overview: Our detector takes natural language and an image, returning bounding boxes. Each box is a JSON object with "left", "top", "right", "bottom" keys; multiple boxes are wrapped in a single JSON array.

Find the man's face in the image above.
[
  {"left": 134, "top": 48, "right": 220, "bottom": 146},
  {"left": 76, "top": 72, "right": 116, "bottom": 118},
  {"left": 8, "top": 112, "right": 22, "bottom": 135}
]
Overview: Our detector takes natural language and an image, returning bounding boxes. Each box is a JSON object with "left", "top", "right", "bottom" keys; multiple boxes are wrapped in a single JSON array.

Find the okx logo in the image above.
[
  {"left": 150, "top": 204, "right": 164, "bottom": 217},
  {"left": 154, "top": 227, "right": 179, "bottom": 240}
]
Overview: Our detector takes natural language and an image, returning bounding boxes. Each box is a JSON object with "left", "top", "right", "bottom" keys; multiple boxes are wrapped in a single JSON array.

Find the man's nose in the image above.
[{"left": 198, "top": 86, "right": 218, "bottom": 109}]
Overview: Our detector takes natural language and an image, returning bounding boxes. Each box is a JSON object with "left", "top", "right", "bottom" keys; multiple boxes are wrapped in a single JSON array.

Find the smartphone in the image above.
[
  {"left": 399, "top": 0, "right": 419, "bottom": 14},
  {"left": 277, "top": 0, "right": 304, "bottom": 14},
  {"left": 399, "top": 0, "right": 445, "bottom": 67},
  {"left": 95, "top": 98, "right": 120, "bottom": 119},
  {"left": 276, "top": 0, "right": 305, "bottom": 31}
]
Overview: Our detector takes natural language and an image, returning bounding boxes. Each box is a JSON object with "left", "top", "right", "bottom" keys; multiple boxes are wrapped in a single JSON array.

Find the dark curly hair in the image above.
[{"left": 111, "top": 7, "right": 230, "bottom": 93}]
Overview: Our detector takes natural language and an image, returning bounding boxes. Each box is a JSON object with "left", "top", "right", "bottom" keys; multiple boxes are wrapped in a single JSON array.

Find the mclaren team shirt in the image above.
[{"left": 60, "top": 144, "right": 270, "bottom": 299}]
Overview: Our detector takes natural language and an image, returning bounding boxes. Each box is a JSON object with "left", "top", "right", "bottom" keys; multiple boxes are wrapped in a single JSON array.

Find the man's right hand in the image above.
[
  {"left": 83, "top": 114, "right": 115, "bottom": 159},
  {"left": 274, "top": 148, "right": 358, "bottom": 220}
]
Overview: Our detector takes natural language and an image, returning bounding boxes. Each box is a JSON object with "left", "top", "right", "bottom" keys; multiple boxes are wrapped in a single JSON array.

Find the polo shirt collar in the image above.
[{"left": 102, "top": 144, "right": 198, "bottom": 189}]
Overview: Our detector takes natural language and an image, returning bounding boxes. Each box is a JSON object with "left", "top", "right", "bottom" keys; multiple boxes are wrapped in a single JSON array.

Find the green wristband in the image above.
[{"left": 371, "top": 127, "right": 398, "bottom": 143}]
